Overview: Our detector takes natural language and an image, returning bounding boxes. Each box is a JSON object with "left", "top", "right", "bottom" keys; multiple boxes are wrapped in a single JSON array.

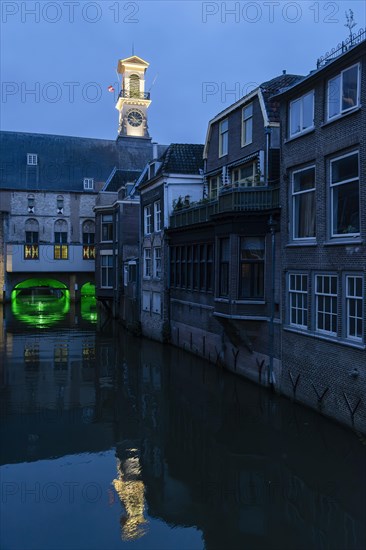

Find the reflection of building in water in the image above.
[{"left": 112, "top": 450, "right": 148, "bottom": 541}]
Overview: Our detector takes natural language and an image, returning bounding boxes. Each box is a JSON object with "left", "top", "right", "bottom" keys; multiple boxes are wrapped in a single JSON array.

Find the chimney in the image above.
[{"left": 282, "top": 70, "right": 286, "bottom": 75}]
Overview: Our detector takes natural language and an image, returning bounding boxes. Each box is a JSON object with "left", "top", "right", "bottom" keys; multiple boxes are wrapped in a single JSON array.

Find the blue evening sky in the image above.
[{"left": 1, "top": 0, "right": 365, "bottom": 144}]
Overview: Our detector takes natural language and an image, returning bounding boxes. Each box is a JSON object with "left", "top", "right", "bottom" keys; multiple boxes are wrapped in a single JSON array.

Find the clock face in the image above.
[{"left": 127, "top": 109, "right": 143, "bottom": 127}]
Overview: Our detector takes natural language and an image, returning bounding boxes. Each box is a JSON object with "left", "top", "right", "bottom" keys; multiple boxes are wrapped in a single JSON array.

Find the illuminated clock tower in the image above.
[{"left": 116, "top": 55, "right": 152, "bottom": 139}]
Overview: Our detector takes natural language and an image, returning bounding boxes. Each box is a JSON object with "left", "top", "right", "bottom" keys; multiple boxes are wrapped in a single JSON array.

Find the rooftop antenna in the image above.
[
  {"left": 148, "top": 74, "right": 159, "bottom": 92},
  {"left": 345, "top": 9, "right": 356, "bottom": 42}
]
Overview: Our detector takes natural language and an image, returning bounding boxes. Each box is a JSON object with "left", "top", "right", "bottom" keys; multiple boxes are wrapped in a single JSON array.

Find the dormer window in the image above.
[
  {"left": 219, "top": 119, "right": 229, "bottom": 157},
  {"left": 327, "top": 63, "right": 360, "bottom": 120},
  {"left": 148, "top": 163, "right": 156, "bottom": 179},
  {"left": 27, "top": 194, "right": 35, "bottom": 213},
  {"left": 84, "top": 178, "right": 94, "bottom": 190},
  {"left": 57, "top": 195, "right": 64, "bottom": 215},
  {"left": 289, "top": 91, "right": 314, "bottom": 137},
  {"left": 27, "top": 154, "right": 38, "bottom": 166}
]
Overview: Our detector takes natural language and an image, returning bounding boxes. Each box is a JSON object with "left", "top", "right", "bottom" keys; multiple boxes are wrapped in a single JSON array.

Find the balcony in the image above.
[
  {"left": 6, "top": 244, "right": 95, "bottom": 273},
  {"left": 169, "top": 186, "right": 280, "bottom": 229},
  {"left": 118, "top": 90, "right": 151, "bottom": 100}
]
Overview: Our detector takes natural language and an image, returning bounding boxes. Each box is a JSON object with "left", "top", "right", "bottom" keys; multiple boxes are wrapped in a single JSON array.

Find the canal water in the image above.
[{"left": 0, "top": 301, "right": 365, "bottom": 550}]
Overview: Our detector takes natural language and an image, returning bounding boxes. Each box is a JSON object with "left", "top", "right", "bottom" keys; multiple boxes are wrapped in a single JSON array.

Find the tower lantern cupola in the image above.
[{"left": 116, "top": 55, "right": 152, "bottom": 139}]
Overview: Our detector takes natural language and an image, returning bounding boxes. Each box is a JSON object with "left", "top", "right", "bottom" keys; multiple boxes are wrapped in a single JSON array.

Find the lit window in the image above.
[
  {"left": 24, "top": 219, "right": 39, "bottom": 260},
  {"left": 82, "top": 220, "right": 95, "bottom": 260},
  {"left": 328, "top": 64, "right": 360, "bottom": 120},
  {"left": 289, "top": 274, "right": 308, "bottom": 328},
  {"left": 289, "top": 91, "right": 314, "bottom": 137},
  {"left": 315, "top": 275, "right": 337, "bottom": 335},
  {"left": 219, "top": 119, "right": 228, "bottom": 157},
  {"left": 101, "top": 255, "right": 113, "bottom": 288},
  {"left": 144, "top": 205, "right": 152, "bottom": 235},
  {"left": 27, "top": 154, "right": 38, "bottom": 166},
  {"left": 242, "top": 103, "right": 253, "bottom": 146},
  {"left": 154, "top": 201, "right": 161, "bottom": 232},
  {"left": 292, "top": 166, "right": 316, "bottom": 239},
  {"left": 330, "top": 151, "right": 359, "bottom": 237},
  {"left": 84, "top": 178, "right": 94, "bottom": 190},
  {"left": 54, "top": 220, "right": 68, "bottom": 260},
  {"left": 144, "top": 248, "right": 151, "bottom": 277},
  {"left": 345, "top": 275, "right": 363, "bottom": 341}
]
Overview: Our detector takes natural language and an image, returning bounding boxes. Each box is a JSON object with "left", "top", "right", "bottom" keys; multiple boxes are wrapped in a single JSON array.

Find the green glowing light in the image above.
[
  {"left": 11, "top": 278, "right": 70, "bottom": 328},
  {"left": 81, "top": 295, "right": 97, "bottom": 323}
]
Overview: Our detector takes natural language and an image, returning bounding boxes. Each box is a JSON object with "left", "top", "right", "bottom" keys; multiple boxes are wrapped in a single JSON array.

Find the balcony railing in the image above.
[
  {"left": 118, "top": 90, "right": 151, "bottom": 100},
  {"left": 317, "top": 28, "right": 365, "bottom": 68},
  {"left": 169, "top": 186, "right": 280, "bottom": 229}
]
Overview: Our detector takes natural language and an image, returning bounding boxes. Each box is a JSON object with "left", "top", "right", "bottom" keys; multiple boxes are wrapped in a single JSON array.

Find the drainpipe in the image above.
[
  {"left": 268, "top": 215, "right": 277, "bottom": 390},
  {"left": 265, "top": 127, "right": 270, "bottom": 184}
]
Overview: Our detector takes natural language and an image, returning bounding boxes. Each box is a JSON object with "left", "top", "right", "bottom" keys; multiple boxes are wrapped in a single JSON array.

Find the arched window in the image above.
[
  {"left": 24, "top": 219, "right": 39, "bottom": 260},
  {"left": 129, "top": 74, "right": 140, "bottom": 98},
  {"left": 82, "top": 220, "right": 96, "bottom": 260},
  {"left": 54, "top": 219, "right": 68, "bottom": 260}
]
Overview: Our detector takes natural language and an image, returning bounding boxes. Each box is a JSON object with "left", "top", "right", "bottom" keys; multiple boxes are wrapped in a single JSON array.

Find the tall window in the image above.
[
  {"left": 219, "top": 238, "right": 230, "bottom": 297},
  {"left": 292, "top": 166, "right": 316, "bottom": 239},
  {"left": 315, "top": 275, "right": 337, "bottom": 335},
  {"left": 154, "top": 201, "right": 161, "bottom": 232},
  {"left": 346, "top": 275, "right": 363, "bottom": 341},
  {"left": 239, "top": 237, "right": 264, "bottom": 299},
  {"left": 57, "top": 195, "right": 64, "bottom": 215},
  {"left": 242, "top": 103, "right": 253, "bottom": 146},
  {"left": 101, "top": 214, "right": 113, "bottom": 242},
  {"left": 330, "top": 152, "right": 359, "bottom": 237},
  {"left": 82, "top": 220, "right": 95, "bottom": 260},
  {"left": 24, "top": 219, "right": 39, "bottom": 260},
  {"left": 144, "top": 248, "right": 151, "bottom": 277},
  {"left": 289, "top": 91, "right": 314, "bottom": 137},
  {"left": 328, "top": 64, "right": 360, "bottom": 120},
  {"left": 129, "top": 74, "right": 140, "bottom": 98},
  {"left": 144, "top": 205, "right": 152, "bottom": 235},
  {"left": 153, "top": 247, "right": 161, "bottom": 278},
  {"left": 54, "top": 220, "right": 68, "bottom": 260},
  {"left": 101, "top": 255, "right": 113, "bottom": 288},
  {"left": 27, "top": 194, "right": 35, "bottom": 213},
  {"left": 208, "top": 176, "right": 219, "bottom": 199},
  {"left": 289, "top": 274, "right": 308, "bottom": 328},
  {"left": 219, "top": 119, "right": 228, "bottom": 157}
]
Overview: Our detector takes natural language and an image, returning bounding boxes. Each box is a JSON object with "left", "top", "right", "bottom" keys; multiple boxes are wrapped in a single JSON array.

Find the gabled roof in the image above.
[
  {"left": 203, "top": 73, "right": 304, "bottom": 158},
  {"left": 117, "top": 55, "right": 149, "bottom": 73},
  {"left": 260, "top": 74, "right": 305, "bottom": 123},
  {"left": 137, "top": 144, "right": 204, "bottom": 189}
]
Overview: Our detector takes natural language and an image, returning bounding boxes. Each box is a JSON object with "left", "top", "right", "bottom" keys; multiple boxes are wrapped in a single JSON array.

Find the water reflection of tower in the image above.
[{"left": 112, "top": 445, "right": 148, "bottom": 541}]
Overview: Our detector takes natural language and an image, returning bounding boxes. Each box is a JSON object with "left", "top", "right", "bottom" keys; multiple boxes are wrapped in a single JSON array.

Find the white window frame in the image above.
[
  {"left": 142, "top": 290, "right": 151, "bottom": 312},
  {"left": 154, "top": 201, "right": 161, "bottom": 232},
  {"left": 288, "top": 273, "right": 308, "bottom": 329},
  {"left": 231, "top": 161, "right": 257, "bottom": 187},
  {"left": 101, "top": 254, "right": 113, "bottom": 288},
  {"left": 153, "top": 247, "right": 162, "bottom": 278},
  {"left": 143, "top": 248, "right": 151, "bottom": 278},
  {"left": 330, "top": 151, "right": 360, "bottom": 238},
  {"left": 83, "top": 178, "right": 94, "bottom": 190},
  {"left": 144, "top": 205, "right": 152, "bottom": 235},
  {"left": 241, "top": 103, "right": 253, "bottom": 147},
  {"left": 327, "top": 63, "right": 360, "bottom": 120},
  {"left": 219, "top": 118, "right": 228, "bottom": 157},
  {"left": 291, "top": 165, "right": 316, "bottom": 240},
  {"left": 345, "top": 275, "right": 363, "bottom": 342},
  {"left": 152, "top": 292, "right": 161, "bottom": 315},
  {"left": 27, "top": 153, "right": 38, "bottom": 166},
  {"left": 315, "top": 274, "right": 338, "bottom": 336},
  {"left": 289, "top": 90, "right": 314, "bottom": 137}
]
